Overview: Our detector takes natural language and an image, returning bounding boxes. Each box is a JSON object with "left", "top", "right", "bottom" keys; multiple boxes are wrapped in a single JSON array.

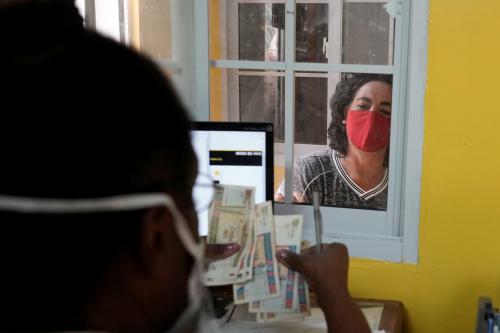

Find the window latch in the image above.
[
  {"left": 322, "top": 37, "right": 328, "bottom": 59},
  {"left": 384, "top": 0, "right": 403, "bottom": 18}
]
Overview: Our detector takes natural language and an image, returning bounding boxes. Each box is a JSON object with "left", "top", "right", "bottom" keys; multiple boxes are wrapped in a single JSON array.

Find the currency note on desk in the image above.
[
  {"left": 256, "top": 312, "right": 305, "bottom": 323},
  {"left": 233, "top": 201, "right": 280, "bottom": 304},
  {"left": 205, "top": 185, "right": 255, "bottom": 286},
  {"left": 249, "top": 215, "right": 305, "bottom": 314}
]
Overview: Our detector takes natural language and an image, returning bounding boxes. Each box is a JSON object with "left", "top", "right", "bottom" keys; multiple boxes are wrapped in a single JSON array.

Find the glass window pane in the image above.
[
  {"left": 137, "top": 0, "right": 172, "bottom": 59},
  {"left": 342, "top": 3, "right": 393, "bottom": 65},
  {"left": 295, "top": 3, "right": 329, "bottom": 63},
  {"left": 239, "top": 4, "right": 285, "bottom": 61},
  {"left": 115, "top": 0, "right": 194, "bottom": 63},
  {"left": 98, "top": 0, "right": 194, "bottom": 111},
  {"left": 210, "top": 2, "right": 285, "bottom": 61},
  {"left": 209, "top": 68, "right": 286, "bottom": 202},
  {"left": 238, "top": 74, "right": 329, "bottom": 145},
  {"left": 238, "top": 74, "right": 329, "bottom": 146},
  {"left": 295, "top": 76, "right": 328, "bottom": 145},
  {"left": 209, "top": 68, "right": 285, "bottom": 143},
  {"left": 239, "top": 73, "right": 285, "bottom": 142}
]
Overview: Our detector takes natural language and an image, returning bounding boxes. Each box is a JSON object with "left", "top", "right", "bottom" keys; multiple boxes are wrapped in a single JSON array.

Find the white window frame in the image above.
[
  {"left": 84, "top": 0, "right": 130, "bottom": 43},
  {"left": 75, "top": 0, "right": 86, "bottom": 18},
  {"left": 84, "top": 0, "right": 428, "bottom": 263},
  {"left": 195, "top": 0, "right": 428, "bottom": 263}
]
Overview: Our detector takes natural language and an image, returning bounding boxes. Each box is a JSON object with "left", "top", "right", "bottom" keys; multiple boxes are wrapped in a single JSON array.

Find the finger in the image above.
[
  {"left": 276, "top": 249, "right": 305, "bottom": 273},
  {"left": 326, "top": 243, "right": 349, "bottom": 259},
  {"left": 292, "top": 191, "right": 305, "bottom": 203},
  {"left": 205, "top": 243, "right": 240, "bottom": 260},
  {"left": 274, "top": 192, "right": 285, "bottom": 202},
  {"left": 300, "top": 244, "right": 326, "bottom": 255}
]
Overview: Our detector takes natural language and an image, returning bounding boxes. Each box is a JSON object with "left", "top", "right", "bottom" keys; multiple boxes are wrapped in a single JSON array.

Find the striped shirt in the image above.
[{"left": 279, "top": 149, "right": 387, "bottom": 211}]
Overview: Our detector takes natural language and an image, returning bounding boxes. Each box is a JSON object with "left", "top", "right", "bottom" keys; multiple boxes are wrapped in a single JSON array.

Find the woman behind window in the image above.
[{"left": 275, "top": 73, "right": 392, "bottom": 211}]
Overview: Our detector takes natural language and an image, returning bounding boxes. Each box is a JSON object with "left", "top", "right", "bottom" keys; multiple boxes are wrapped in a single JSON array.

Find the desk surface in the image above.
[
  {"left": 308, "top": 293, "right": 403, "bottom": 333},
  {"left": 357, "top": 298, "right": 404, "bottom": 333},
  {"left": 211, "top": 287, "right": 403, "bottom": 333}
]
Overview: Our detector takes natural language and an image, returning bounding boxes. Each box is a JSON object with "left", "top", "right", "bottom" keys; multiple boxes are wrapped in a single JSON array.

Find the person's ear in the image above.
[
  {"left": 138, "top": 206, "right": 177, "bottom": 278},
  {"left": 343, "top": 105, "right": 350, "bottom": 124}
]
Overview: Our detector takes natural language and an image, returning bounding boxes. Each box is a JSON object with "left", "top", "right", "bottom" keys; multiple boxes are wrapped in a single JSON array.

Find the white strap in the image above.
[{"left": 0, "top": 194, "right": 169, "bottom": 213}]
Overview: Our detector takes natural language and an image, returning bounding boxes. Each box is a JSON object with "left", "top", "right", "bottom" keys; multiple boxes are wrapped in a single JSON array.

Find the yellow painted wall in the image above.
[
  {"left": 210, "top": 1, "right": 500, "bottom": 331},
  {"left": 127, "top": 0, "right": 141, "bottom": 50},
  {"left": 209, "top": 0, "right": 224, "bottom": 121},
  {"left": 348, "top": 1, "right": 500, "bottom": 332},
  {"left": 274, "top": 166, "right": 284, "bottom": 194}
]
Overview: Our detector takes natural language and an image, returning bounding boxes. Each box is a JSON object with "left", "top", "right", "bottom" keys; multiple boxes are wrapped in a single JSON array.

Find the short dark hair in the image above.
[
  {"left": 0, "top": 2, "right": 195, "bottom": 330},
  {"left": 327, "top": 73, "right": 393, "bottom": 157}
]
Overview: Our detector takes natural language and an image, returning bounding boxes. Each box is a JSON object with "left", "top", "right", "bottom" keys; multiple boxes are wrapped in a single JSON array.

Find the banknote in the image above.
[
  {"left": 233, "top": 201, "right": 280, "bottom": 304},
  {"left": 254, "top": 221, "right": 310, "bottom": 323},
  {"left": 204, "top": 185, "right": 255, "bottom": 286},
  {"left": 297, "top": 270, "right": 311, "bottom": 316},
  {"left": 248, "top": 244, "right": 298, "bottom": 313},
  {"left": 205, "top": 191, "right": 309, "bottom": 324},
  {"left": 249, "top": 215, "right": 304, "bottom": 313},
  {"left": 255, "top": 272, "right": 310, "bottom": 319},
  {"left": 256, "top": 312, "right": 305, "bottom": 323},
  {"left": 221, "top": 186, "right": 254, "bottom": 207}
]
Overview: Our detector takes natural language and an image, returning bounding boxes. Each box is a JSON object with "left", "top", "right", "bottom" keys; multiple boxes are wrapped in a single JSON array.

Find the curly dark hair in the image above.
[{"left": 327, "top": 73, "right": 393, "bottom": 158}]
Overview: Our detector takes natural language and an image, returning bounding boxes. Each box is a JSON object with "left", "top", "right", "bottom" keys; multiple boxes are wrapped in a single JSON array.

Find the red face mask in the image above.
[{"left": 345, "top": 109, "right": 391, "bottom": 152}]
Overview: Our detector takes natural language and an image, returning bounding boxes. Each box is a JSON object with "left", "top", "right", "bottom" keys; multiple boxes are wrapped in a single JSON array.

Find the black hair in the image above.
[
  {"left": 327, "top": 73, "right": 393, "bottom": 160},
  {"left": 0, "top": 1, "right": 195, "bottom": 330}
]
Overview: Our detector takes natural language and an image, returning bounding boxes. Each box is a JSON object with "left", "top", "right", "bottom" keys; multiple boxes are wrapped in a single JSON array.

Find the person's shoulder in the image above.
[{"left": 297, "top": 148, "right": 334, "bottom": 166}]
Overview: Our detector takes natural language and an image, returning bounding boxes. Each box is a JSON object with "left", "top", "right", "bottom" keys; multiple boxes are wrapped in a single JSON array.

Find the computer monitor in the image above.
[{"left": 190, "top": 122, "right": 274, "bottom": 235}]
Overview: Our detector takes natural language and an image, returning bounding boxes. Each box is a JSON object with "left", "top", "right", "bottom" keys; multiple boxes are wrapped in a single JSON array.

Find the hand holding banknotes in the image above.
[
  {"left": 204, "top": 184, "right": 370, "bottom": 332},
  {"left": 205, "top": 243, "right": 241, "bottom": 262},
  {"left": 276, "top": 243, "right": 371, "bottom": 333}
]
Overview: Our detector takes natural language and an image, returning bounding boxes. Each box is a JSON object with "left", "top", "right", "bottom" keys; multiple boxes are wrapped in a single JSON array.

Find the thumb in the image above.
[
  {"left": 276, "top": 249, "right": 304, "bottom": 273},
  {"left": 205, "top": 243, "right": 240, "bottom": 261}
]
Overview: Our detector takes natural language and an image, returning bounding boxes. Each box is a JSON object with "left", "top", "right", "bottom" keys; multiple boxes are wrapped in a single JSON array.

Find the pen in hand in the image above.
[{"left": 312, "top": 191, "right": 323, "bottom": 254}]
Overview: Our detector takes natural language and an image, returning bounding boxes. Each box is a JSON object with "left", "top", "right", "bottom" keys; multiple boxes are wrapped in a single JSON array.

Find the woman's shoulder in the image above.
[{"left": 297, "top": 148, "right": 335, "bottom": 167}]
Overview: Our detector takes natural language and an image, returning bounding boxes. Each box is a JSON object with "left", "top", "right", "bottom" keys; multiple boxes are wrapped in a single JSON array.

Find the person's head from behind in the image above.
[
  {"left": 327, "top": 73, "right": 393, "bottom": 159},
  {"left": 0, "top": 2, "right": 201, "bottom": 332}
]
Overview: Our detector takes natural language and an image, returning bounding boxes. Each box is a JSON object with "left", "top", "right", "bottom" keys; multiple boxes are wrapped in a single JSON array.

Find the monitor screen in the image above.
[{"left": 190, "top": 122, "right": 273, "bottom": 235}]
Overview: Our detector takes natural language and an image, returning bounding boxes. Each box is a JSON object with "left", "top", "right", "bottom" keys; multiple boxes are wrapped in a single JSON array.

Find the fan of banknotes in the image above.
[{"left": 204, "top": 185, "right": 311, "bottom": 323}]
